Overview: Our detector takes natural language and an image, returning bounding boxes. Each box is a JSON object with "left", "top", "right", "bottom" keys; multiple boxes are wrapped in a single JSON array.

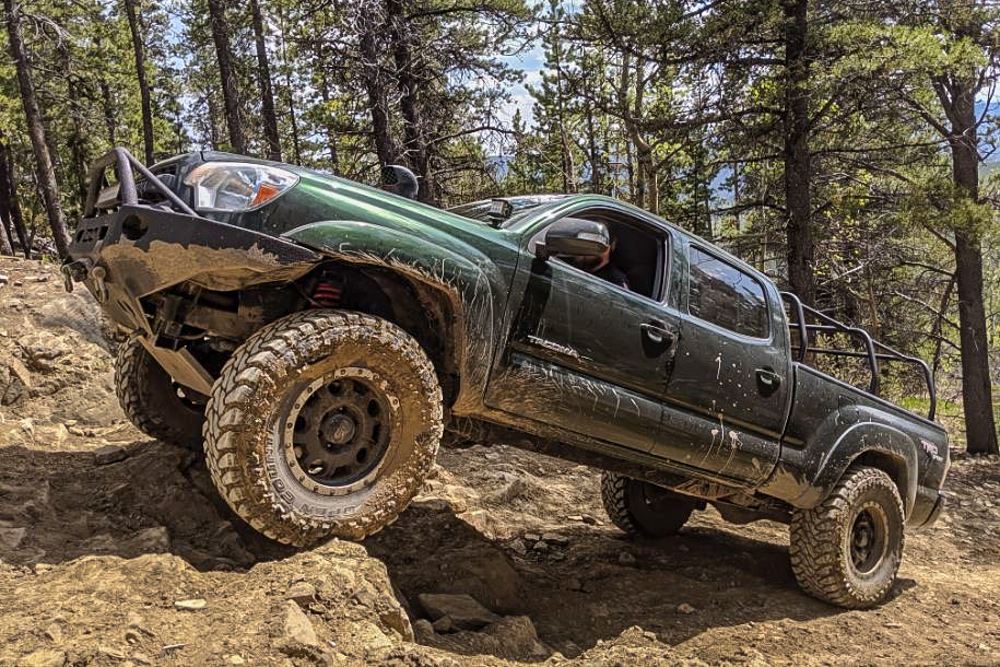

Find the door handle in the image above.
[
  {"left": 756, "top": 368, "right": 781, "bottom": 392},
  {"left": 641, "top": 322, "right": 675, "bottom": 345}
]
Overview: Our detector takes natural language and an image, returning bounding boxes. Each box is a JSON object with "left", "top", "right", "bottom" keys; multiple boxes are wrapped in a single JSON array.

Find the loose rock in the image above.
[
  {"left": 19, "top": 649, "right": 66, "bottom": 667},
  {"left": 285, "top": 581, "right": 317, "bottom": 607},
  {"left": 174, "top": 599, "right": 207, "bottom": 611},
  {"left": 94, "top": 444, "right": 127, "bottom": 465},
  {"left": 43, "top": 623, "right": 63, "bottom": 643},
  {"left": 281, "top": 600, "right": 319, "bottom": 649},
  {"left": 433, "top": 615, "right": 456, "bottom": 633},
  {"left": 418, "top": 593, "right": 500, "bottom": 631}
]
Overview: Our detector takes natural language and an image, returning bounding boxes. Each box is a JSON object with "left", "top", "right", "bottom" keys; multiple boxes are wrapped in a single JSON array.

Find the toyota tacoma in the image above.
[{"left": 62, "top": 148, "right": 949, "bottom": 609}]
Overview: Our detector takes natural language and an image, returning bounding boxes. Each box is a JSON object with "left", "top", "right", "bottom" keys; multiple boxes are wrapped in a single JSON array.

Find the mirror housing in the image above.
[
  {"left": 535, "top": 217, "right": 610, "bottom": 261},
  {"left": 381, "top": 164, "right": 419, "bottom": 200}
]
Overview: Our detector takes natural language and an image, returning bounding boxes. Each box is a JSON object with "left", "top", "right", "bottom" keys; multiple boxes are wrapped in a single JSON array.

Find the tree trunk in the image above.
[
  {"left": 0, "top": 213, "right": 12, "bottom": 255},
  {"left": 948, "top": 77, "right": 998, "bottom": 455},
  {"left": 275, "top": 5, "right": 301, "bottom": 165},
  {"left": 99, "top": 79, "right": 117, "bottom": 145},
  {"left": 0, "top": 140, "right": 17, "bottom": 256},
  {"left": 586, "top": 104, "right": 601, "bottom": 193},
  {"left": 0, "top": 158, "right": 13, "bottom": 254},
  {"left": 617, "top": 52, "right": 637, "bottom": 205},
  {"left": 61, "top": 46, "right": 88, "bottom": 207},
  {"left": 385, "top": 0, "right": 433, "bottom": 201},
  {"left": 931, "top": 273, "right": 956, "bottom": 378},
  {"left": 206, "top": 0, "right": 246, "bottom": 153},
  {"left": 317, "top": 66, "right": 340, "bottom": 175},
  {"left": 0, "top": 137, "right": 31, "bottom": 259},
  {"left": 556, "top": 67, "right": 575, "bottom": 193},
  {"left": 359, "top": 29, "right": 397, "bottom": 168},
  {"left": 94, "top": 35, "right": 118, "bottom": 145},
  {"left": 206, "top": 92, "right": 220, "bottom": 150},
  {"left": 782, "top": 0, "right": 816, "bottom": 305},
  {"left": 286, "top": 84, "right": 302, "bottom": 165},
  {"left": 249, "top": 0, "right": 281, "bottom": 161},
  {"left": 123, "top": 0, "right": 155, "bottom": 164},
  {"left": 3, "top": 0, "right": 70, "bottom": 257}
]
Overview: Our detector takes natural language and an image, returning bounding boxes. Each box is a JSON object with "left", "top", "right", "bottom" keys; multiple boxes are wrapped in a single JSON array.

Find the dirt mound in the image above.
[
  {"left": 2, "top": 256, "right": 1000, "bottom": 667},
  {"left": 0, "top": 258, "right": 121, "bottom": 430},
  {"left": 0, "top": 541, "right": 411, "bottom": 666}
]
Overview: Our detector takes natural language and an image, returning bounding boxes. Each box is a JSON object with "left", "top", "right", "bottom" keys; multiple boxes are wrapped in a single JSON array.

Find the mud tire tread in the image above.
[
  {"left": 601, "top": 471, "right": 692, "bottom": 538},
  {"left": 115, "top": 338, "right": 204, "bottom": 451},
  {"left": 203, "top": 309, "right": 443, "bottom": 547},
  {"left": 789, "top": 465, "right": 904, "bottom": 609}
]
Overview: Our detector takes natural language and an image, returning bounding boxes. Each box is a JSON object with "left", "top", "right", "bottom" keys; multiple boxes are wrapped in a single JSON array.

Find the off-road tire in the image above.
[
  {"left": 116, "top": 338, "right": 205, "bottom": 451},
  {"left": 789, "top": 465, "right": 904, "bottom": 609},
  {"left": 203, "top": 310, "right": 444, "bottom": 547},
  {"left": 601, "top": 472, "right": 695, "bottom": 537}
]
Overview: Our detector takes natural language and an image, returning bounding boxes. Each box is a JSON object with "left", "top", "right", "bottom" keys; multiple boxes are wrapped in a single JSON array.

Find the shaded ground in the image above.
[{"left": 1, "top": 256, "right": 998, "bottom": 666}]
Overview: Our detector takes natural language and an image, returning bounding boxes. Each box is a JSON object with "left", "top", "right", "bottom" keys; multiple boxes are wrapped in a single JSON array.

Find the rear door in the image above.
[
  {"left": 651, "top": 240, "right": 789, "bottom": 484},
  {"left": 484, "top": 204, "right": 680, "bottom": 454}
]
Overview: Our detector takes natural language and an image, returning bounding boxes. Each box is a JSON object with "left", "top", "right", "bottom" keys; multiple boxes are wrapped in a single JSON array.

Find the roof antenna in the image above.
[{"left": 381, "top": 164, "right": 419, "bottom": 200}]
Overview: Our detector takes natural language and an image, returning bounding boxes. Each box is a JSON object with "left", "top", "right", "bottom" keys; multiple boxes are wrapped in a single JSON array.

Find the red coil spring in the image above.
[{"left": 312, "top": 281, "right": 342, "bottom": 308}]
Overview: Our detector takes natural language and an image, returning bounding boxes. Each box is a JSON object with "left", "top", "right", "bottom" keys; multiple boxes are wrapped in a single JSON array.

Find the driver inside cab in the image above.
[{"left": 566, "top": 225, "right": 630, "bottom": 292}]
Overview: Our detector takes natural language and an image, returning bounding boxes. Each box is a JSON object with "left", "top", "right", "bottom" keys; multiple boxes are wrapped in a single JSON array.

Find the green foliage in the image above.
[{"left": 3, "top": 0, "right": 1000, "bottom": 435}]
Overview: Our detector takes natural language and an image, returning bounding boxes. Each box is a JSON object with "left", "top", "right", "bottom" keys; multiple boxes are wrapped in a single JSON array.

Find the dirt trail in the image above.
[{"left": 1, "top": 256, "right": 998, "bottom": 666}]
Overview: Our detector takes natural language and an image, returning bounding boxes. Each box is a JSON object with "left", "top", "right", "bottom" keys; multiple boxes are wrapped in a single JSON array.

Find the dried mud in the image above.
[{"left": 1, "top": 256, "right": 998, "bottom": 666}]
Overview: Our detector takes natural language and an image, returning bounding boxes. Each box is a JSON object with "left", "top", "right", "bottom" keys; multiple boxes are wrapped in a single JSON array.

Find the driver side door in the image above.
[{"left": 484, "top": 205, "right": 680, "bottom": 454}]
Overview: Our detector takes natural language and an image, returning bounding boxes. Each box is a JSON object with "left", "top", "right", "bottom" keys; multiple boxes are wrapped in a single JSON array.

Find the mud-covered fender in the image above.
[
  {"left": 794, "top": 421, "right": 918, "bottom": 518},
  {"left": 284, "top": 220, "right": 509, "bottom": 411}
]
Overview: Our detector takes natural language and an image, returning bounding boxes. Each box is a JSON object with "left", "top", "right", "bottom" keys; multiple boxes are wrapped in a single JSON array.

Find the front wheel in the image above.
[
  {"left": 789, "top": 465, "right": 904, "bottom": 609},
  {"left": 203, "top": 310, "right": 444, "bottom": 546},
  {"left": 601, "top": 472, "right": 697, "bottom": 537}
]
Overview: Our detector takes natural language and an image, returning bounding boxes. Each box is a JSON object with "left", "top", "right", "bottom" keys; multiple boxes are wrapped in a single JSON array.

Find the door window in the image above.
[
  {"left": 688, "top": 246, "right": 769, "bottom": 338},
  {"left": 529, "top": 209, "right": 667, "bottom": 300}
]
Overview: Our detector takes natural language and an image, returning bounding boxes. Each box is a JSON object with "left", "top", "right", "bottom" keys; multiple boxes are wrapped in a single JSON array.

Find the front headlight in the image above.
[{"left": 183, "top": 162, "right": 299, "bottom": 212}]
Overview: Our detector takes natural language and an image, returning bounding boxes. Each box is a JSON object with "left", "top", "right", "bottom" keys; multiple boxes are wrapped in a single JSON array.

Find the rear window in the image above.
[{"left": 688, "top": 246, "right": 769, "bottom": 338}]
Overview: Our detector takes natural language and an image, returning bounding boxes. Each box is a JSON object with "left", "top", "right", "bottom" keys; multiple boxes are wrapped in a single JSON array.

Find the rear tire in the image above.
[
  {"left": 789, "top": 465, "right": 904, "bottom": 609},
  {"left": 601, "top": 472, "right": 696, "bottom": 537},
  {"left": 203, "top": 310, "right": 444, "bottom": 547},
  {"left": 115, "top": 338, "right": 205, "bottom": 451}
]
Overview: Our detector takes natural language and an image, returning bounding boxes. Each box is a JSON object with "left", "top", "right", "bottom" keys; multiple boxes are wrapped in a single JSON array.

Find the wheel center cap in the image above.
[{"left": 322, "top": 413, "right": 356, "bottom": 445}]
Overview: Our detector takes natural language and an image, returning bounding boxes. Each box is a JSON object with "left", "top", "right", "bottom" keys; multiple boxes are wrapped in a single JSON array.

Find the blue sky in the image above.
[{"left": 499, "top": 44, "right": 546, "bottom": 125}]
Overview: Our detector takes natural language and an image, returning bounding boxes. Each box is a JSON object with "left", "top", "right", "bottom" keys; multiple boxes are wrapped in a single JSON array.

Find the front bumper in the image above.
[{"left": 63, "top": 204, "right": 320, "bottom": 335}]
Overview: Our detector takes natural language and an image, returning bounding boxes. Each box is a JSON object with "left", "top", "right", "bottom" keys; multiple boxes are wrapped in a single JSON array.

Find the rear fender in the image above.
[
  {"left": 797, "top": 421, "right": 918, "bottom": 518},
  {"left": 284, "top": 220, "right": 507, "bottom": 412}
]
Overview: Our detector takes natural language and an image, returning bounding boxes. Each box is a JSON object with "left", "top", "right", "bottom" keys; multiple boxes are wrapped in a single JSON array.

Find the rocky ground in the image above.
[{"left": 1, "top": 255, "right": 998, "bottom": 667}]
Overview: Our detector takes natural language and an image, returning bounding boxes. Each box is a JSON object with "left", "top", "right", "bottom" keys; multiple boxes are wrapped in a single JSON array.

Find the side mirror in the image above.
[
  {"left": 536, "top": 217, "right": 610, "bottom": 261},
  {"left": 381, "top": 164, "right": 419, "bottom": 200}
]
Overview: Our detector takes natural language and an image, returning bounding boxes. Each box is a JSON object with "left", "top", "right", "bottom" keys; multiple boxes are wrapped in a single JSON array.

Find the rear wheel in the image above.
[
  {"left": 115, "top": 338, "right": 205, "bottom": 451},
  {"left": 601, "top": 472, "right": 696, "bottom": 537},
  {"left": 203, "top": 310, "right": 444, "bottom": 546},
  {"left": 789, "top": 465, "right": 904, "bottom": 609}
]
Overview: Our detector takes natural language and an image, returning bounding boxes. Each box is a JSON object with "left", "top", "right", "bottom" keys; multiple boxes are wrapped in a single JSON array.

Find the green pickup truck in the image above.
[{"left": 64, "top": 149, "right": 948, "bottom": 609}]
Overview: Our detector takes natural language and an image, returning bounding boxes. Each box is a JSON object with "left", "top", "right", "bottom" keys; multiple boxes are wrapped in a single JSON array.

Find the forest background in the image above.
[{"left": 2, "top": 0, "right": 999, "bottom": 453}]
